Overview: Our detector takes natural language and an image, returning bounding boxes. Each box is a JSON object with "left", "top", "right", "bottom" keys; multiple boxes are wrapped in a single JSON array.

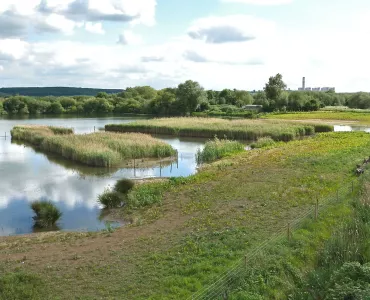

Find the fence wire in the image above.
[{"left": 189, "top": 180, "right": 358, "bottom": 300}]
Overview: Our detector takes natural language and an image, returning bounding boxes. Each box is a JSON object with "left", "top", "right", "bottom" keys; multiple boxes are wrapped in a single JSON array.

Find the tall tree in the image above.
[
  {"left": 176, "top": 80, "right": 207, "bottom": 115},
  {"left": 264, "top": 73, "right": 287, "bottom": 101}
]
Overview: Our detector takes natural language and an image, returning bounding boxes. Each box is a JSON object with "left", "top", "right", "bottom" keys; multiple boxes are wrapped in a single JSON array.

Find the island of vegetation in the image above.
[
  {"left": 105, "top": 117, "right": 333, "bottom": 141},
  {"left": 11, "top": 125, "right": 177, "bottom": 167}
]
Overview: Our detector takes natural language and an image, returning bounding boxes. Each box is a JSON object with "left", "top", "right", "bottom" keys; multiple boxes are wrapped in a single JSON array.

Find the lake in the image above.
[
  {"left": 0, "top": 116, "right": 206, "bottom": 236},
  {"left": 1, "top": 117, "right": 368, "bottom": 236}
]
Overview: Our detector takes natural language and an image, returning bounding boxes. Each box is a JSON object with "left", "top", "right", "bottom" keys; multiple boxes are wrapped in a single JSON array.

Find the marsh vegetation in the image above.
[
  {"left": 30, "top": 201, "right": 62, "bottom": 229},
  {"left": 11, "top": 125, "right": 177, "bottom": 167},
  {"left": 106, "top": 117, "right": 333, "bottom": 142}
]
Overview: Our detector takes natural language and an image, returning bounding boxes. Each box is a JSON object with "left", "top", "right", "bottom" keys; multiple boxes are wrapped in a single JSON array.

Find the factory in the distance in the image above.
[{"left": 298, "top": 77, "right": 335, "bottom": 92}]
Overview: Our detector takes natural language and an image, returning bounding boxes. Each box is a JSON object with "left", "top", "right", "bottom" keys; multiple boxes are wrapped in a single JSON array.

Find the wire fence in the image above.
[{"left": 188, "top": 179, "right": 359, "bottom": 300}]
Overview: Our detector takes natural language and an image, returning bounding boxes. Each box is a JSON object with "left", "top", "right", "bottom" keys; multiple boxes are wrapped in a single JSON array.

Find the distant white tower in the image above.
[{"left": 302, "top": 77, "right": 306, "bottom": 90}]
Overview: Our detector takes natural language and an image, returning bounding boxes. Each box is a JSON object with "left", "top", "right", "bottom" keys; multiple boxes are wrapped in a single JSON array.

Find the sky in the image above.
[{"left": 0, "top": 0, "right": 369, "bottom": 92}]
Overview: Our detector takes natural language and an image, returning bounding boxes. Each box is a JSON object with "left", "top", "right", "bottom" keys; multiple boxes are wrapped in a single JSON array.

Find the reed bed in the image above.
[
  {"left": 196, "top": 138, "right": 245, "bottom": 163},
  {"left": 11, "top": 125, "right": 176, "bottom": 167},
  {"left": 106, "top": 117, "right": 332, "bottom": 141}
]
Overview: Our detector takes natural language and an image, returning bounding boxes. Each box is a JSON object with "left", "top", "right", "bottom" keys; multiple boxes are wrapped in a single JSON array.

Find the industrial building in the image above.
[{"left": 298, "top": 77, "right": 335, "bottom": 92}]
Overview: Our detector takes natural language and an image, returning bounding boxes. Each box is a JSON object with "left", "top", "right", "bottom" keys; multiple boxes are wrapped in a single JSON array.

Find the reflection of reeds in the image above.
[
  {"left": 11, "top": 125, "right": 177, "bottom": 167},
  {"left": 106, "top": 117, "right": 332, "bottom": 142},
  {"left": 30, "top": 201, "right": 62, "bottom": 228}
]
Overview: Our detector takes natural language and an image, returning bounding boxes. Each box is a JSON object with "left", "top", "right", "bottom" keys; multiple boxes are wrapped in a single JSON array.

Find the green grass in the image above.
[
  {"left": 196, "top": 137, "right": 245, "bottom": 163},
  {"left": 250, "top": 137, "right": 277, "bottom": 149},
  {"left": 0, "top": 272, "right": 47, "bottom": 300},
  {"left": 2, "top": 132, "right": 370, "bottom": 299},
  {"left": 30, "top": 201, "right": 62, "bottom": 228},
  {"left": 105, "top": 117, "right": 333, "bottom": 142},
  {"left": 11, "top": 125, "right": 177, "bottom": 167},
  {"left": 265, "top": 110, "right": 370, "bottom": 123}
]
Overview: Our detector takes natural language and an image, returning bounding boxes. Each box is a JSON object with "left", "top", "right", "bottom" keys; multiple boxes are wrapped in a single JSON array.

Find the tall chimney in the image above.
[{"left": 302, "top": 77, "right": 306, "bottom": 90}]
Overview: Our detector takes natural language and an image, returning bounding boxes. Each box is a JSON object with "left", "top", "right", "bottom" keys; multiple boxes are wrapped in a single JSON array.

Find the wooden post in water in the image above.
[
  {"left": 177, "top": 151, "right": 179, "bottom": 169},
  {"left": 134, "top": 158, "right": 136, "bottom": 177},
  {"left": 159, "top": 157, "right": 162, "bottom": 177}
]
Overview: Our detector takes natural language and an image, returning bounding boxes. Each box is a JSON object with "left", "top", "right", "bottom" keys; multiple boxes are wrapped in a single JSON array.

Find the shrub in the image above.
[
  {"left": 30, "top": 201, "right": 62, "bottom": 228},
  {"left": 114, "top": 179, "right": 135, "bottom": 194},
  {"left": 98, "top": 190, "right": 124, "bottom": 209}
]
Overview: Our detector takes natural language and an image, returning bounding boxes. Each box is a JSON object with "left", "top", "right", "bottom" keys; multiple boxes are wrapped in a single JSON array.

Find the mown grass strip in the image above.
[
  {"left": 106, "top": 117, "right": 333, "bottom": 142},
  {"left": 11, "top": 125, "right": 176, "bottom": 167}
]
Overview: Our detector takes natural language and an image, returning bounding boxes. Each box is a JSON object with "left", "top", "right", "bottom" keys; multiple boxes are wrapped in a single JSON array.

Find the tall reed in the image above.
[
  {"left": 196, "top": 137, "right": 245, "bottom": 163},
  {"left": 106, "top": 117, "right": 331, "bottom": 142},
  {"left": 11, "top": 125, "right": 176, "bottom": 167}
]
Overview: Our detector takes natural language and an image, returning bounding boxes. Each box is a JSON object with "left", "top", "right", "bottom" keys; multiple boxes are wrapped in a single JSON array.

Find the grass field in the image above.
[
  {"left": 265, "top": 110, "right": 370, "bottom": 123},
  {"left": 1, "top": 131, "right": 370, "bottom": 299},
  {"left": 105, "top": 117, "right": 333, "bottom": 142},
  {"left": 11, "top": 125, "right": 176, "bottom": 167}
]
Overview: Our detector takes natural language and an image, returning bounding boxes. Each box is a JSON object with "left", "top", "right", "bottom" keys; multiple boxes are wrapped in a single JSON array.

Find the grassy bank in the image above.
[
  {"left": 265, "top": 110, "right": 370, "bottom": 123},
  {"left": 106, "top": 117, "right": 333, "bottom": 142},
  {"left": 11, "top": 125, "right": 176, "bottom": 167},
  {"left": 1, "top": 132, "right": 370, "bottom": 299}
]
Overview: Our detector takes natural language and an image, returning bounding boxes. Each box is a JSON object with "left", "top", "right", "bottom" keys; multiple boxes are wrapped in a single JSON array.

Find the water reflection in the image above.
[
  {"left": 334, "top": 125, "right": 370, "bottom": 133},
  {"left": 0, "top": 116, "right": 205, "bottom": 236}
]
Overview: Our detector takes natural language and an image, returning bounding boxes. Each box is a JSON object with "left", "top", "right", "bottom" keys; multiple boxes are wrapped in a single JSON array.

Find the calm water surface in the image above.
[
  {"left": 1, "top": 117, "right": 365, "bottom": 236},
  {"left": 0, "top": 116, "right": 205, "bottom": 236}
]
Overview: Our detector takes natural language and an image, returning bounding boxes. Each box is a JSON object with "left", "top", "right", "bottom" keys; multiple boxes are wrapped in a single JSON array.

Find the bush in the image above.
[
  {"left": 98, "top": 190, "right": 124, "bottom": 209},
  {"left": 114, "top": 179, "right": 135, "bottom": 194},
  {"left": 30, "top": 201, "right": 62, "bottom": 228}
]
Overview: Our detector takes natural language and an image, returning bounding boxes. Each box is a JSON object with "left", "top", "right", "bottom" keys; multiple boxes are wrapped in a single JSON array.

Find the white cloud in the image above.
[
  {"left": 0, "top": 65, "right": 3, "bottom": 71},
  {"left": 117, "top": 30, "right": 143, "bottom": 45},
  {"left": 188, "top": 15, "right": 275, "bottom": 44},
  {"left": 85, "top": 22, "right": 105, "bottom": 34},
  {"left": 0, "top": 38, "right": 28, "bottom": 59},
  {"left": 221, "top": 0, "right": 292, "bottom": 5},
  {"left": 43, "top": 13, "right": 77, "bottom": 35},
  {"left": 0, "top": 0, "right": 156, "bottom": 38}
]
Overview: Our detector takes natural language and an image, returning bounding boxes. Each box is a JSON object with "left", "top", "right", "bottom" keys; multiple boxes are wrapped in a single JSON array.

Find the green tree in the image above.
[
  {"left": 347, "top": 92, "right": 370, "bottom": 109},
  {"left": 149, "top": 90, "right": 177, "bottom": 115},
  {"left": 0, "top": 99, "right": 4, "bottom": 115},
  {"left": 264, "top": 73, "right": 287, "bottom": 101},
  {"left": 176, "top": 80, "right": 207, "bottom": 115},
  {"left": 234, "top": 90, "right": 253, "bottom": 107},
  {"left": 3, "top": 96, "right": 27, "bottom": 114},
  {"left": 47, "top": 102, "right": 64, "bottom": 114},
  {"left": 59, "top": 97, "right": 77, "bottom": 111}
]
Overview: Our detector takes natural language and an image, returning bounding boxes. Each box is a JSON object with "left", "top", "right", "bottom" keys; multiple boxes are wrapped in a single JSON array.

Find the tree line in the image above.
[{"left": 0, "top": 75, "right": 367, "bottom": 116}]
